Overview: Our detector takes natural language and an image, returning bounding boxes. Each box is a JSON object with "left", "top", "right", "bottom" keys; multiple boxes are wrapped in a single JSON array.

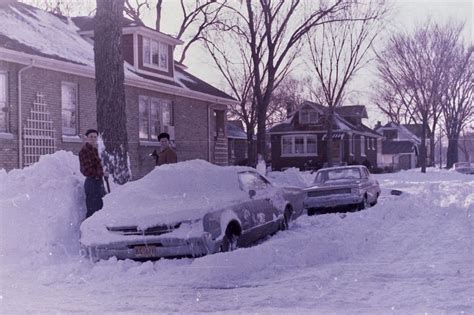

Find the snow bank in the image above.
[
  {"left": 267, "top": 167, "right": 311, "bottom": 188},
  {"left": 0, "top": 151, "right": 85, "bottom": 265}
]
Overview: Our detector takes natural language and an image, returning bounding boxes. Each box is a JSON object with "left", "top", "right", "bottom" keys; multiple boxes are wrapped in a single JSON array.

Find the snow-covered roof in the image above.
[
  {"left": 227, "top": 120, "right": 247, "bottom": 139},
  {"left": 0, "top": 2, "right": 235, "bottom": 102}
]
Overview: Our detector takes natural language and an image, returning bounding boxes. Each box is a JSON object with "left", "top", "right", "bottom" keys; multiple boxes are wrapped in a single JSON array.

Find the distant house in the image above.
[
  {"left": 227, "top": 120, "right": 248, "bottom": 165},
  {"left": 375, "top": 122, "right": 421, "bottom": 170},
  {"left": 458, "top": 132, "right": 474, "bottom": 162},
  {"left": 268, "top": 101, "right": 382, "bottom": 171},
  {"left": 0, "top": 2, "right": 236, "bottom": 178}
]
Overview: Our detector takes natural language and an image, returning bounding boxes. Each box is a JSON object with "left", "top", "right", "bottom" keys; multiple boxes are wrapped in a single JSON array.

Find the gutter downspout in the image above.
[{"left": 18, "top": 60, "right": 34, "bottom": 168}]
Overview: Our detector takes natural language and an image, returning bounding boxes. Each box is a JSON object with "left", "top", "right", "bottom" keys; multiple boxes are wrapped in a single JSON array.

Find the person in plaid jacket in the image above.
[{"left": 79, "top": 129, "right": 107, "bottom": 218}]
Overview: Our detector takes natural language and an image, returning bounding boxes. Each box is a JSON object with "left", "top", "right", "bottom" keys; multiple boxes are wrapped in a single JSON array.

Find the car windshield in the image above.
[{"left": 315, "top": 168, "right": 361, "bottom": 183}]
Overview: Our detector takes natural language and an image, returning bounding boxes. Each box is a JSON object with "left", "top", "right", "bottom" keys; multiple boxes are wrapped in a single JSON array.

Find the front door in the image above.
[{"left": 331, "top": 141, "right": 342, "bottom": 163}]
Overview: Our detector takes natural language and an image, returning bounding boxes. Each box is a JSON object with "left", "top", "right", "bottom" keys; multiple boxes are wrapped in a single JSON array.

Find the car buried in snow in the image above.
[
  {"left": 303, "top": 165, "right": 380, "bottom": 216},
  {"left": 80, "top": 160, "right": 304, "bottom": 261},
  {"left": 453, "top": 162, "right": 474, "bottom": 175}
]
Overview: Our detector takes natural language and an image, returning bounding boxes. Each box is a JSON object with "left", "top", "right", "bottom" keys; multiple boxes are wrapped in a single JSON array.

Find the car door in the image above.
[{"left": 237, "top": 171, "right": 280, "bottom": 246}]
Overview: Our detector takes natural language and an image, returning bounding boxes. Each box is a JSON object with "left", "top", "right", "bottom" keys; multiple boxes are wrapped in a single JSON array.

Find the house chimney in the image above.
[{"left": 375, "top": 121, "right": 382, "bottom": 130}]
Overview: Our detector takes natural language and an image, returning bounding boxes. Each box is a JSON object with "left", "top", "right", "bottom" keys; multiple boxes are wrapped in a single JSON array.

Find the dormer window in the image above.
[
  {"left": 299, "top": 109, "right": 319, "bottom": 124},
  {"left": 143, "top": 37, "right": 169, "bottom": 71}
]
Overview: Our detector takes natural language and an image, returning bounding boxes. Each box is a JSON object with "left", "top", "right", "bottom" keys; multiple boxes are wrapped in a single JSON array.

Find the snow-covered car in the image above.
[
  {"left": 453, "top": 162, "right": 474, "bottom": 175},
  {"left": 80, "top": 160, "right": 304, "bottom": 261},
  {"left": 303, "top": 165, "right": 380, "bottom": 215}
]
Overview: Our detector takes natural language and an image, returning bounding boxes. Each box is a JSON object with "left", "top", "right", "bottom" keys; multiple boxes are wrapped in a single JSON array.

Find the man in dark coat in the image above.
[
  {"left": 79, "top": 129, "right": 107, "bottom": 218},
  {"left": 151, "top": 132, "right": 177, "bottom": 166}
]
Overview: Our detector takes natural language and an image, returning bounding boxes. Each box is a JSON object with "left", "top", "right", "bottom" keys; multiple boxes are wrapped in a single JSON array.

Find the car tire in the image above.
[
  {"left": 371, "top": 193, "right": 379, "bottom": 206},
  {"left": 280, "top": 206, "right": 293, "bottom": 231},
  {"left": 358, "top": 195, "right": 369, "bottom": 210},
  {"left": 220, "top": 225, "right": 239, "bottom": 252}
]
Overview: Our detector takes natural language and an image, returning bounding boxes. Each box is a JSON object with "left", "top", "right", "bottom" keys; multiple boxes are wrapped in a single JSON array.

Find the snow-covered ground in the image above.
[{"left": 0, "top": 152, "right": 472, "bottom": 314}]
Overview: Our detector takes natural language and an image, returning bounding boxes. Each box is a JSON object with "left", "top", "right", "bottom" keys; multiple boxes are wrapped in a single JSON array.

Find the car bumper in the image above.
[
  {"left": 303, "top": 194, "right": 363, "bottom": 209},
  {"left": 81, "top": 234, "right": 220, "bottom": 261}
]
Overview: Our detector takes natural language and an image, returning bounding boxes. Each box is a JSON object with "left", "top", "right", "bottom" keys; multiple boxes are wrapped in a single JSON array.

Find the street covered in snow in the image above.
[{"left": 0, "top": 151, "right": 473, "bottom": 314}]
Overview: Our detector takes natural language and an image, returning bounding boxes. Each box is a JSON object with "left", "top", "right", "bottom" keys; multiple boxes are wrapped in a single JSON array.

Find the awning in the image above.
[{"left": 322, "top": 132, "right": 345, "bottom": 140}]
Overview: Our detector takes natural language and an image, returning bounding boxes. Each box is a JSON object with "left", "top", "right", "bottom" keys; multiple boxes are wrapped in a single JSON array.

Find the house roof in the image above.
[
  {"left": 268, "top": 101, "right": 381, "bottom": 137},
  {"left": 227, "top": 120, "right": 247, "bottom": 139},
  {"left": 0, "top": 2, "right": 235, "bottom": 102},
  {"left": 376, "top": 122, "right": 421, "bottom": 144},
  {"left": 382, "top": 141, "right": 416, "bottom": 154}
]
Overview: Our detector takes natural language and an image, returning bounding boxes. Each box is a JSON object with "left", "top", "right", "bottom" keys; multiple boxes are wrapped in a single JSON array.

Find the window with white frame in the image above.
[
  {"left": 143, "top": 37, "right": 169, "bottom": 71},
  {"left": 281, "top": 135, "right": 318, "bottom": 156},
  {"left": 361, "top": 135, "right": 366, "bottom": 156},
  {"left": 61, "top": 82, "right": 78, "bottom": 135},
  {"left": 0, "top": 72, "right": 7, "bottom": 132},
  {"left": 299, "top": 109, "right": 319, "bottom": 124},
  {"left": 139, "top": 95, "right": 172, "bottom": 141}
]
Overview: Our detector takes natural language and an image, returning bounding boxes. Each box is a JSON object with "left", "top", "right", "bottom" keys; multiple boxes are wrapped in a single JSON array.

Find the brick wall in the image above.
[{"left": 0, "top": 61, "right": 225, "bottom": 179}]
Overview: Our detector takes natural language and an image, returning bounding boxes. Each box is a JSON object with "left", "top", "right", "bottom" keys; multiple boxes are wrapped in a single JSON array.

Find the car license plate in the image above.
[{"left": 135, "top": 245, "right": 156, "bottom": 258}]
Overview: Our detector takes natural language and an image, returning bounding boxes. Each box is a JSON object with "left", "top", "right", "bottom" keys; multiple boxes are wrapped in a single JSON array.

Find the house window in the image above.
[
  {"left": 361, "top": 135, "right": 366, "bottom": 156},
  {"left": 0, "top": 72, "right": 7, "bottom": 132},
  {"left": 143, "top": 37, "right": 169, "bottom": 71},
  {"left": 281, "top": 135, "right": 318, "bottom": 156},
  {"left": 299, "top": 110, "right": 319, "bottom": 124},
  {"left": 139, "top": 95, "right": 173, "bottom": 141},
  {"left": 61, "top": 82, "right": 78, "bottom": 136}
]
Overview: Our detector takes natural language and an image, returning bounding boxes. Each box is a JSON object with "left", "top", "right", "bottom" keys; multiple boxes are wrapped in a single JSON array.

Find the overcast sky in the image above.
[{"left": 151, "top": 0, "right": 473, "bottom": 126}]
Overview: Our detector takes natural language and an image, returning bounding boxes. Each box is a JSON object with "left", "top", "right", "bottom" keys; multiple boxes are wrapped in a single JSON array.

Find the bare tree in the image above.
[
  {"left": 375, "top": 21, "right": 462, "bottom": 172},
  {"left": 442, "top": 45, "right": 473, "bottom": 168},
  {"left": 216, "top": 0, "right": 358, "bottom": 160},
  {"left": 307, "top": 0, "right": 387, "bottom": 166},
  {"left": 266, "top": 75, "right": 309, "bottom": 127},
  {"left": 123, "top": 0, "right": 225, "bottom": 64},
  {"left": 94, "top": 0, "right": 131, "bottom": 184},
  {"left": 203, "top": 30, "right": 257, "bottom": 164}
]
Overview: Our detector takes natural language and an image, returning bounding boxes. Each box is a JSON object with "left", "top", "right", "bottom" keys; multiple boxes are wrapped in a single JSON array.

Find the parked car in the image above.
[
  {"left": 303, "top": 165, "right": 380, "bottom": 216},
  {"left": 80, "top": 160, "right": 304, "bottom": 261},
  {"left": 453, "top": 162, "right": 474, "bottom": 175}
]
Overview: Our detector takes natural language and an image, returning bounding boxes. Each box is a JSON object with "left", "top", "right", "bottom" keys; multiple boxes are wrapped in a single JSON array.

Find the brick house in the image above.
[
  {"left": 268, "top": 101, "right": 382, "bottom": 171},
  {"left": 0, "top": 2, "right": 236, "bottom": 178}
]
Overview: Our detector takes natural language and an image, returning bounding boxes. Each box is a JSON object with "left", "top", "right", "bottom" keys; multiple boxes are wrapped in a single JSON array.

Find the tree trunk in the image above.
[
  {"left": 419, "top": 119, "right": 428, "bottom": 173},
  {"left": 325, "top": 111, "right": 334, "bottom": 167},
  {"left": 155, "top": 0, "right": 162, "bottom": 31},
  {"left": 446, "top": 137, "right": 459, "bottom": 169},
  {"left": 256, "top": 104, "right": 267, "bottom": 160},
  {"left": 246, "top": 130, "right": 256, "bottom": 167},
  {"left": 429, "top": 133, "right": 436, "bottom": 167},
  {"left": 94, "top": 0, "right": 131, "bottom": 184}
]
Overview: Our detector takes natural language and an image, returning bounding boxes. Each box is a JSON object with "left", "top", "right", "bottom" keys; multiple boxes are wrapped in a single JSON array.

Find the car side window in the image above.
[
  {"left": 238, "top": 171, "right": 269, "bottom": 191},
  {"left": 362, "top": 168, "right": 369, "bottom": 178}
]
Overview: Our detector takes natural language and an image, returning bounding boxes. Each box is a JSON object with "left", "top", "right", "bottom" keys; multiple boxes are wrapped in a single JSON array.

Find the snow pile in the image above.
[
  {"left": 0, "top": 164, "right": 472, "bottom": 314},
  {"left": 0, "top": 151, "right": 85, "bottom": 265},
  {"left": 267, "top": 167, "right": 311, "bottom": 188}
]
